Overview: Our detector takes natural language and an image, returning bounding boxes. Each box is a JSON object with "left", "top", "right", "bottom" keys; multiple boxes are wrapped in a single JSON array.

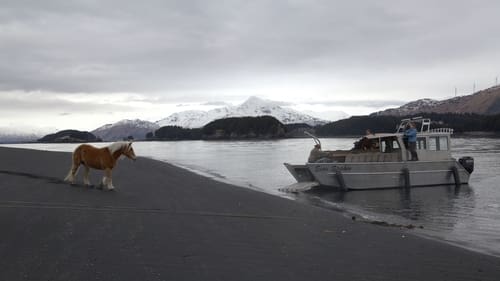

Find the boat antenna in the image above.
[{"left": 304, "top": 131, "right": 321, "bottom": 147}]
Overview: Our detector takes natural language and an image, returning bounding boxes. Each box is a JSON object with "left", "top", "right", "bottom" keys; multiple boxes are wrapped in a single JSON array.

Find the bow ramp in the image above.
[{"left": 279, "top": 181, "right": 319, "bottom": 193}]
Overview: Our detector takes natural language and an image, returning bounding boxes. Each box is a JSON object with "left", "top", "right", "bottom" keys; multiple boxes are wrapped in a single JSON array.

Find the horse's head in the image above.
[{"left": 123, "top": 142, "right": 137, "bottom": 161}]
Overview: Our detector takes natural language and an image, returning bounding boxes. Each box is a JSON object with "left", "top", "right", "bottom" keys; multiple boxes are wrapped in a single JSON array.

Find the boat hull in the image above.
[{"left": 285, "top": 160, "right": 470, "bottom": 190}]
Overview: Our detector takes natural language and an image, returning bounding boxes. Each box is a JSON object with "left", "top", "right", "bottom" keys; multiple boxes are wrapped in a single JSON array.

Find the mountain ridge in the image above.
[{"left": 373, "top": 85, "right": 500, "bottom": 116}]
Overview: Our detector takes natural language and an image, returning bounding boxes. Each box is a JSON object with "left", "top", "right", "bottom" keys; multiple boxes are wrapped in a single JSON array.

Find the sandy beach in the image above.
[{"left": 0, "top": 146, "right": 499, "bottom": 281}]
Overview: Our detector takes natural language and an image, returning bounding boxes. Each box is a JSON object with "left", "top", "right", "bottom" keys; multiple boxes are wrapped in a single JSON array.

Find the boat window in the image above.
[
  {"left": 372, "top": 139, "right": 380, "bottom": 151},
  {"left": 392, "top": 139, "right": 400, "bottom": 149},
  {"left": 381, "top": 137, "right": 399, "bottom": 153},
  {"left": 428, "top": 137, "right": 438, "bottom": 151},
  {"left": 417, "top": 137, "right": 426, "bottom": 150},
  {"left": 439, "top": 136, "right": 449, "bottom": 150}
]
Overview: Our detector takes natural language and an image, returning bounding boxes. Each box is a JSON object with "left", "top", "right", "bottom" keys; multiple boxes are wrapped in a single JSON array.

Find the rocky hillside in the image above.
[{"left": 373, "top": 85, "right": 500, "bottom": 116}]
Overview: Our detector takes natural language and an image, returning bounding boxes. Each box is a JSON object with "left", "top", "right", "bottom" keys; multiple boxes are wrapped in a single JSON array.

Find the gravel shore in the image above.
[{"left": 0, "top": 146, "right": 499, "bottom": 280}]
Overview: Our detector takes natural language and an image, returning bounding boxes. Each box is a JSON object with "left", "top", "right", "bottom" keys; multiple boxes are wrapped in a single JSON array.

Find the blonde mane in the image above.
[{"left": 107, "top": 141, "right": 129, "bottom": 154}]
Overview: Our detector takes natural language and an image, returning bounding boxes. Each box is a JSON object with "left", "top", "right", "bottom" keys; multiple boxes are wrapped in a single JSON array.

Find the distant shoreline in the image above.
[{"left": 3, "top": 131, "right": 500, "bottom": 145}]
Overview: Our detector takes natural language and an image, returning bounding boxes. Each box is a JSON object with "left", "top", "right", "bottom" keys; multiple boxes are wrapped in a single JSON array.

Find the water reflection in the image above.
[
  {"left": 294, "top": 184, "right": 495, "bottom": 254},
  {"left": 299, "top": 185, "right": 474, "bottom": 225}
]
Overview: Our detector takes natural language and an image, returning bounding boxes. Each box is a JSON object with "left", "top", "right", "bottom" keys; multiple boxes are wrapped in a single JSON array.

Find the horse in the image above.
[{"left": 64, "top": 141, "right": 137, "bottom": 190}]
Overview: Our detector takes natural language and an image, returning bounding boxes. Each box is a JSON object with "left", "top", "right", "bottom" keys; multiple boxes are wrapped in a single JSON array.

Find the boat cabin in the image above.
[{"left": 313, "top": 117, "right": 454, "bottom": 163}]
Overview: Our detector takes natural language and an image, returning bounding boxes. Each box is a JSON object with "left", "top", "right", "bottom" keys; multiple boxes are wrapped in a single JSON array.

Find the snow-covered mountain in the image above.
[
  {"left": 156, "top": 108, "right": 233, "bottom": 129},
  {"left": 156, "top": 96, "right": 328, "bottom": 128},
  {"left": 91, "top": 119, "right": 159, "bottom": 141},
  {"left": 90, "top": 97, "right": 333, "bottom": 141}
]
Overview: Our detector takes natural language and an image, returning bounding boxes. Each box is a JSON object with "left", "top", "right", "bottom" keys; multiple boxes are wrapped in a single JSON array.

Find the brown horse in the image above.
[{"left": 64, "top": 142, "right": 137, "bottom": 190}]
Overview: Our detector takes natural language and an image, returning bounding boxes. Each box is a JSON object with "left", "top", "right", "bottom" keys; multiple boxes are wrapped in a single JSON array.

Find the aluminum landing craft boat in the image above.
[{"left": 283, "top": 117, "right": 474, "bottom": 191}]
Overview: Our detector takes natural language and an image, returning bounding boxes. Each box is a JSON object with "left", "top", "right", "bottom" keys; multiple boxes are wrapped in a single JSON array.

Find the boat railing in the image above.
[
  {"left": 305, "top": 131, "right": 321, "bottom": 146},
  {"left": 429, "top": 128, "right": 454, "bottom": 134},
  {"left": 396, "top": 116, "right": 430, "bottom": 133},
  {"left": 396, "top": 117, "right": 455, "bottom": 134}
]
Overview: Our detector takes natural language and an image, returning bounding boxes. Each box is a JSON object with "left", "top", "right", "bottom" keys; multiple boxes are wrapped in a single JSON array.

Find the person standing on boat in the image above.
[{"left": 405, "top": 122, "right": 418, "bottom": 161}]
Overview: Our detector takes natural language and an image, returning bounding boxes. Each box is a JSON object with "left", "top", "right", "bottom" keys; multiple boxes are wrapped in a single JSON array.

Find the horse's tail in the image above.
[
  {"left": 64, "top": 145, "right": 83, "bottom": 182},
  {"left": 64, "top": 169, "right": 74, "bottom": 182}
]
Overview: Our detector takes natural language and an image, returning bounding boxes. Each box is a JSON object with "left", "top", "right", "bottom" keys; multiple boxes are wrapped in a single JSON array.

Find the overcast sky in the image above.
[{"left": 1, "top": 0, "right": 500, "bottom": 132}]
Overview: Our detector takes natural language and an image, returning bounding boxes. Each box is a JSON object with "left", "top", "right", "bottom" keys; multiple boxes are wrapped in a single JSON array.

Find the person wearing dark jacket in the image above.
[{"left": 405, "top": 122, "right": 418, "bottom": 161}]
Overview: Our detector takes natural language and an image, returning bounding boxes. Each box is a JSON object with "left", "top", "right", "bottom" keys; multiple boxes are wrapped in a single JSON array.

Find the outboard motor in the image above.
[{"left": 459, "top": 156, "right": 474, "bottom": 174}]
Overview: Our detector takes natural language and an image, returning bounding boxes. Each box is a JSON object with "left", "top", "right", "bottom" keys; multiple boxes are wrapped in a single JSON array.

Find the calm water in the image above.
[{"left": 2, "top": 137, "right": 500, "bottom": 257}]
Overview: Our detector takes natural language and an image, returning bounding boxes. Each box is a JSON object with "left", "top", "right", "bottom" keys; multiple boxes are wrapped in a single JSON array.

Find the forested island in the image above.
[
  {"left": 148, "top": 116, "right": 308, "bottom": 140},
  {"left": 38, "top": 130, "right": 102, "bottom": 143}
]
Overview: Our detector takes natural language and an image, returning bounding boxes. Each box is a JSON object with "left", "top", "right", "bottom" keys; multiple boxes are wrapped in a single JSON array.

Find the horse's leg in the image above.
[
  {"left": 83, "top": 166, "right": 91, "bottom": 186},
  {"left": 102, "top": 168, "right": 115, "bottom": 190}
]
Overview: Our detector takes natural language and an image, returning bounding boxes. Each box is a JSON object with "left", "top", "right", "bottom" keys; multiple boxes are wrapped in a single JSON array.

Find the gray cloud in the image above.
[
  {"left": 303, "top": 99, "right": 406, "bottom": 108},
  {"left": 201, "top": 101, "right": 231, "bottom": 106},
  {"left": 0, "top": 93, "right": 132, "bottom": 114},
  {"left": 1, "top": 0, "right": 499, "bottom": 98}
]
